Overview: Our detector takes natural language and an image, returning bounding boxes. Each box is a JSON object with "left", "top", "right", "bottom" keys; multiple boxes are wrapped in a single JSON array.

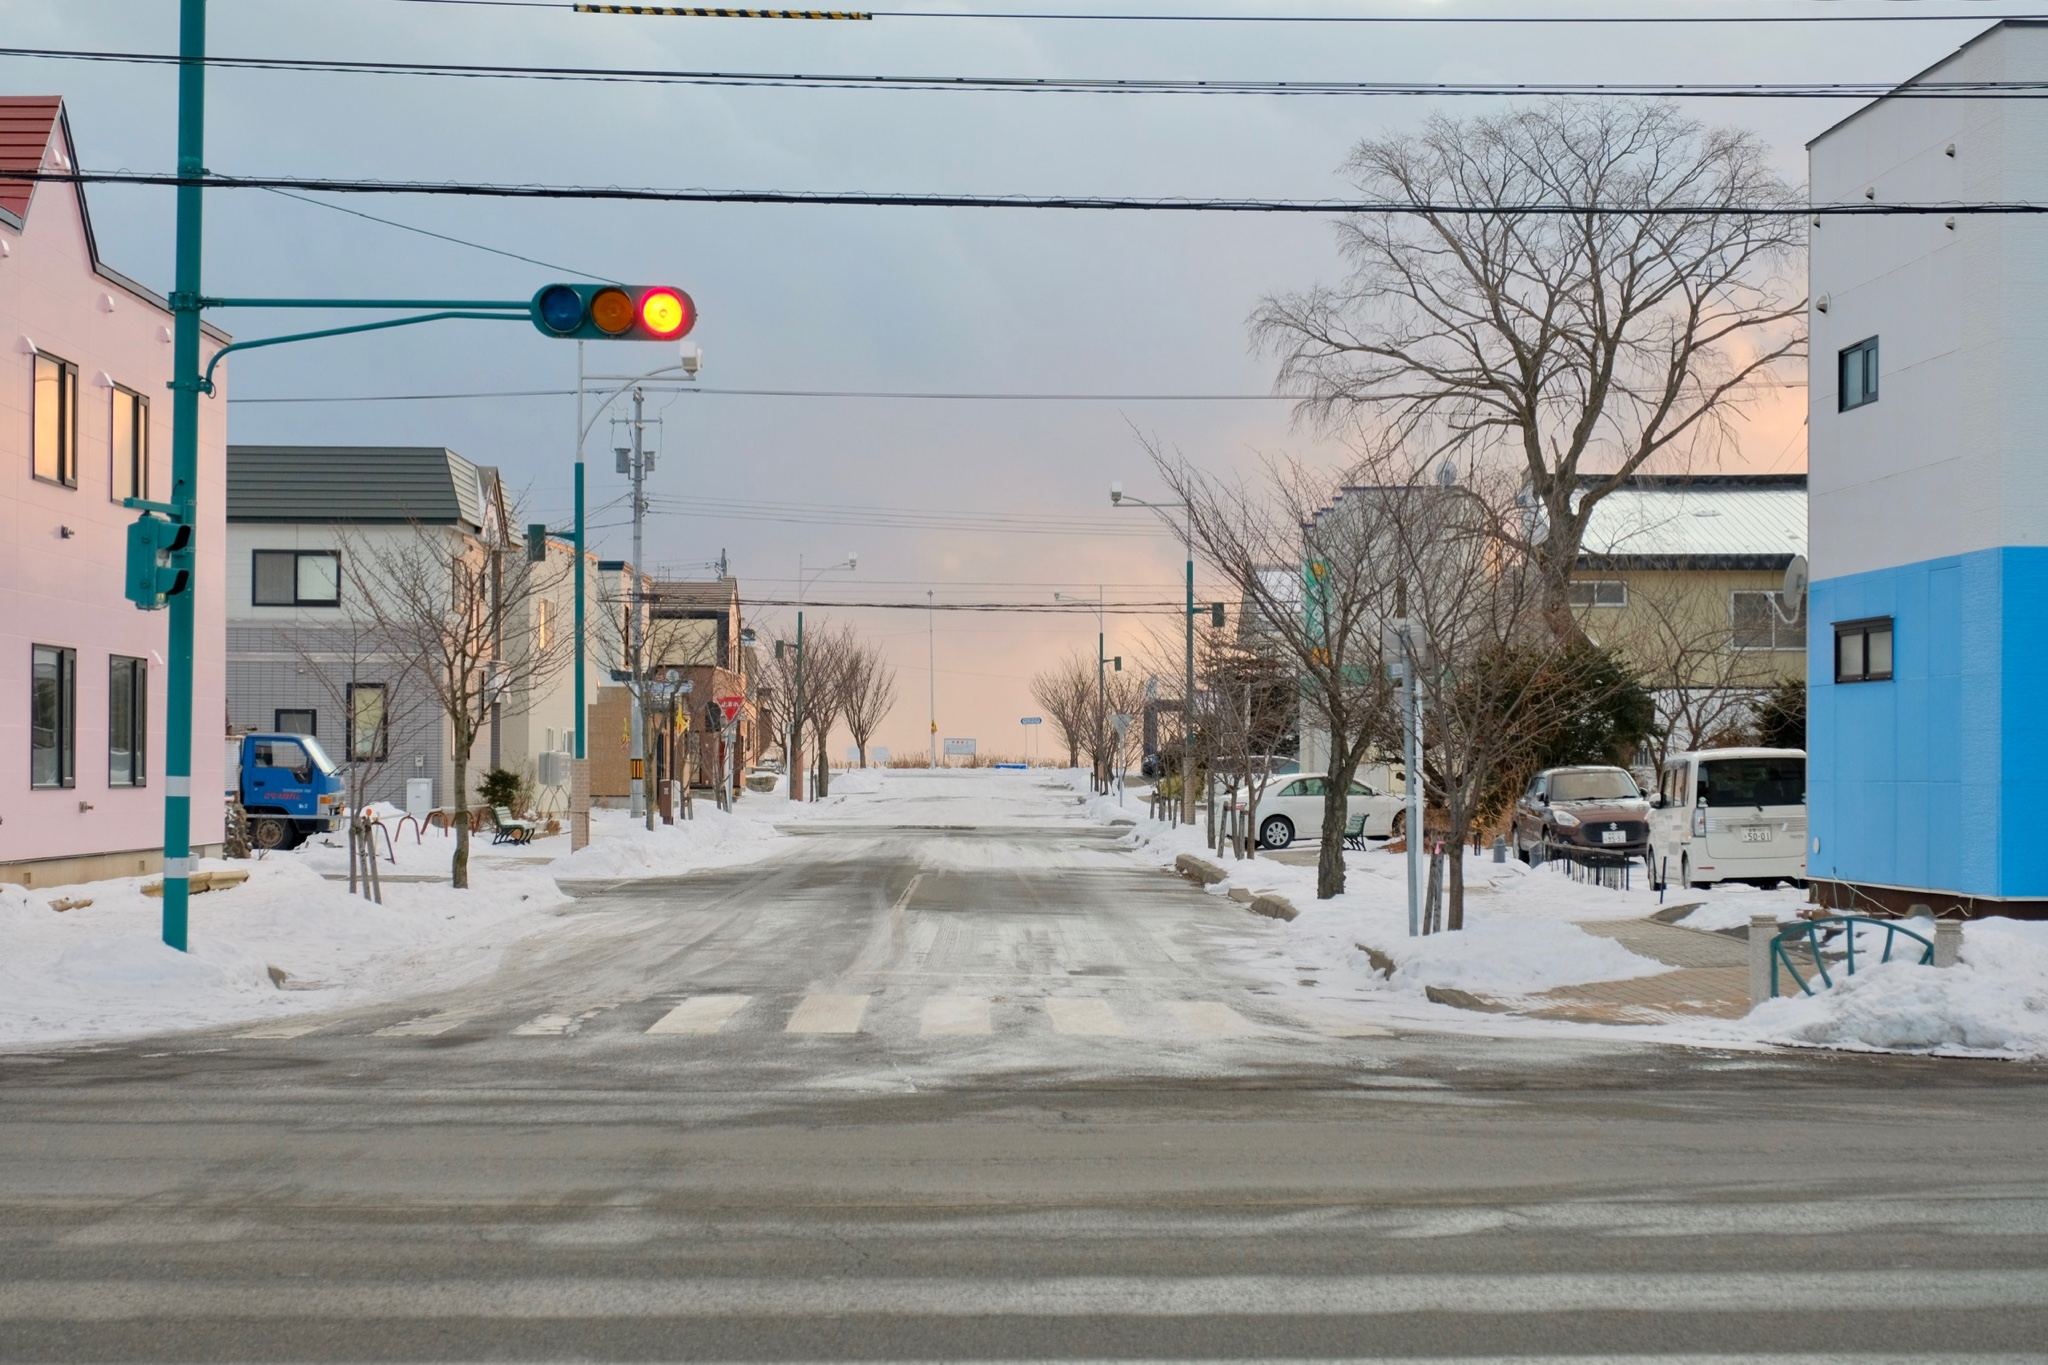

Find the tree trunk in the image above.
[
  {"left": 1444, "top": 790, "right": 1471, "bottom": 932},
  {"left": 451, "top": 738, "right": 471, "bottom": 890},
  {"left": 857, "top": 742, "right": 868, "bottom": 768},
  {"left": 1316, "top": 739, "right": 1354, "bottom": 900}
]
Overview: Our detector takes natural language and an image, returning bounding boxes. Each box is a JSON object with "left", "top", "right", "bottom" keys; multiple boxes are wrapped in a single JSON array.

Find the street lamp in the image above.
[
  {"left": 791, "top": 551, "right": 857, "bottom": 801},
  {"left": 1110, "top": 482, "right": 1200, "bottom": 826},
  {"left": 1056, "top": 587, "right": 1118, "bottom": 793}
]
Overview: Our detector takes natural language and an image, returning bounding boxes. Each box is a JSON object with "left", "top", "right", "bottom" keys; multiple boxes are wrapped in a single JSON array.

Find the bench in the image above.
[
  {"left": 1342, "top": 812, "right": 1369, "bottom": 851},
  {"left": 490, "top": 805, "right": 536, "bottom": 845}
]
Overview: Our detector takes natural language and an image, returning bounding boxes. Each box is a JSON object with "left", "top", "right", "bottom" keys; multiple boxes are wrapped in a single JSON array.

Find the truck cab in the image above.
[{"left": 227, "top": 733, "right": 346, "bottom": 850}]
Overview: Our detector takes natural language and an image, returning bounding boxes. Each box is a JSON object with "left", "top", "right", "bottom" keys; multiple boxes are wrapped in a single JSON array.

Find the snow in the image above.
[
  {"left": 551, "top": 805, "right": 789, "bottom": 879},
  {"left": 1740, "top": 918, "right": 2048, "bottom": 1058}
]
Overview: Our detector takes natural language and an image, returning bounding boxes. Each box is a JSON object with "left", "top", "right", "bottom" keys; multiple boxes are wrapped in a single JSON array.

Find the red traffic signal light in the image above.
[{"left": 531, "top": 284, "right": 697, "bottom": 341}]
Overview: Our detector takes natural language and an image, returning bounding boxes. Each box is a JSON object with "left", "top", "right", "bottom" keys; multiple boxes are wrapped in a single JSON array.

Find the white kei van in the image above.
[{"left": 1647, "top": 747, "right": 1807, "bottom": 890}]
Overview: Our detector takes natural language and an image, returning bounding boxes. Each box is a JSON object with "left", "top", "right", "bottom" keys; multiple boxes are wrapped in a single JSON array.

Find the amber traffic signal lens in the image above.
[{"left": 590, "top": 287, "right": 635, "bottom": 335}]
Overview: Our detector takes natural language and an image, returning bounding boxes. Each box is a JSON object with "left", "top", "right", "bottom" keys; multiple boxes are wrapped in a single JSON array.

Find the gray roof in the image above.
[
  {"left": 227, "top": 445, "right": 488, "bottom": 527},
  {"left": 1577, "top": 477, "right": 1806, "bottom": 571}
]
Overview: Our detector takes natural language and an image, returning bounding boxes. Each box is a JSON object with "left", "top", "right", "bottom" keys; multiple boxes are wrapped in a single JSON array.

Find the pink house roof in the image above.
[{"left": 0, "top": 96, "right": 62, "bottom": 226}]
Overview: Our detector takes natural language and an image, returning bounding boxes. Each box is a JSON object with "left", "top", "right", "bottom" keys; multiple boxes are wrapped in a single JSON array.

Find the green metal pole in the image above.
[
  {"left": 1183, "top": 544, "right": 1195, "bottom": 825},
  {"left": 792, "top": 609, "right": 805, "bottom": 800},
  {"left": 573, "top": 463, "right": 585, "bottom": 761},
  {"left": 162, "top": 0, "right": 206, "bottom": 951}
]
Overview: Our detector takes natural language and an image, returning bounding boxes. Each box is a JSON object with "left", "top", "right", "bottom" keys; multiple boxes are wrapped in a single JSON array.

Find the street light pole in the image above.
[
  {"left": 1109, "top": 486, "right": 1197, "bottom": 826},
  {"left": 790, "top": 552, "right": 856, "bottom": 800},
  {"left": 927, "top": 588, "right": 937, "bottom": 768},
  {"left": 628, "top": 385, "right": 649, "bottom": 827},
  {"left": 571, "top": 341, "right": 587, "bottom": 850}
]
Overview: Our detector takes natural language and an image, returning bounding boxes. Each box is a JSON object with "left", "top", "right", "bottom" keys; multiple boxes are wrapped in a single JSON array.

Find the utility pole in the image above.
[
  {"left": 628, "top": 385, "right": 649, "bottom": 827},
  {"left": 158, "top": 0, "right": 207, "bottom": 951},
  {"left": 927, "top": 589, "right": 937, "bottom": 768},
  {"left": 1108, "top": 485, "right": 1197, "bottom": 825},
  {"left": 571, "top": 340, "right": 588, "bottom": 850},
  {"left": 1399, "top": 617, "right": 1425, "bottom": 939}
]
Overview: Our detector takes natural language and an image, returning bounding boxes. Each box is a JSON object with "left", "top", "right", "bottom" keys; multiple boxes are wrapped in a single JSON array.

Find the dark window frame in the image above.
[
  {"left": 274, "top": 708, "right": 318, "bottom": 737},
  {"left": 109, "top": 384, "right": 149, "bottom": 505},
  {"left": 108, "top": 654, "right": 147, "bottom": 787},
  {"left": 346, "top": 681, "right": 389, "bottom": 762},
  {"left": 1731, "top": 589, "right": 1806, "bottom": 652},
  {"left": 1834, "top": 616, "right": 1895, "bottom": 683},
  {"left": 1568, "top": 578, "right": 1628, "bottom": 608},
  {"left": 31, "top": 351, "right": 79, "bottom": 488},
  {"left": 1839, "top": 337, "right": 1880, "bottom": 412},
  {"left": 30, "top": 644, "right": 77, "bottom": 789},
  {"left": 251, "top": 549, "right": 343, "bottom": 608}
]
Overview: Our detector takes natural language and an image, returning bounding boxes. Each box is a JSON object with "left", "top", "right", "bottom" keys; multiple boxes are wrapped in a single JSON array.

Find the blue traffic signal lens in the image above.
[{"left": 537, "top": 285, "right": 585, "bottom": 334}]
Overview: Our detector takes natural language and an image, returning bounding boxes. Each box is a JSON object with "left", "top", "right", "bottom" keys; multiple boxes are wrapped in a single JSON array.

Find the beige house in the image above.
[{"left": 1569, "top": 474, "right": 1806, "bottom": 767}]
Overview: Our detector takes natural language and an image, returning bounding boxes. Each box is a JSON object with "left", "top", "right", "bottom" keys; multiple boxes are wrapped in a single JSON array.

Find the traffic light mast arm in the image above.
[{"left": 197, "top": 308, "right": 532, "bottom": 394}]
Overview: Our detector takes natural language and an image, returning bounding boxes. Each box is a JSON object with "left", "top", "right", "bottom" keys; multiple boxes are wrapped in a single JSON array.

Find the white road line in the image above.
[
  {"left": 785, "top": 994, "right": 869, "bottom": 1034},
  {"left": 512, "top": 1006, "right": 612, "bottom": 1037},
  {"left": 9, "top": 1271, "right": 2048, "bottom": 1320},
  {"left": 646, "top": 995, "right": 751, "bottom": 1035},
  {"left": 371, "top": 1011, "right": 471, "bottom": 1037},
  {"left": 1166, "top": 1001, "right": 1260, "bottom": 1038},
  {"left": 920, "top": 996, "right": 992, "bottom": 1036},
  {"left": 1044, "top": 998, "right": 1124, "bottom": 1036},
  {"left": 233, "top": 1021, "right": 324, "bottom": 1040}
]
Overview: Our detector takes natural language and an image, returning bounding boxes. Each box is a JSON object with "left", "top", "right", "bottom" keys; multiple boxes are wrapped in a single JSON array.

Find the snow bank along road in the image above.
[{"left": 4, "top": 772, "right": 2047, "bottom": 1362}]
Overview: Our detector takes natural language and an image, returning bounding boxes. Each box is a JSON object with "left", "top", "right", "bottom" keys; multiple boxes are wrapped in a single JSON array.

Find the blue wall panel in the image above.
[{"left": 1810, "top": 547, "right": 2048, "bottom": 901}]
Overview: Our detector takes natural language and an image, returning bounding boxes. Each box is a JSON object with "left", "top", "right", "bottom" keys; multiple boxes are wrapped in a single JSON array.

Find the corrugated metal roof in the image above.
[
  {"left": 227, "top": 445, "right": 489, "bottom": 526},
  {"left": 1578, "top": 480, "right": 1806, "bottom": 569},
  {"left": 0, "top": 97, "right": 62, "bottom": 226}
]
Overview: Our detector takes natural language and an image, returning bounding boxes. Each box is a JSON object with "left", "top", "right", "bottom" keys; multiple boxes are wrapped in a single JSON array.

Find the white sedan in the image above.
[{"left": 1238, "top": 775, "right": 1406, "bottom": 850}]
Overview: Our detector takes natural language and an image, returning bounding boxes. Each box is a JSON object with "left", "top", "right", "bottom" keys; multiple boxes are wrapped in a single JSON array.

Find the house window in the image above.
[
  {"left": 1569, "top": 579, "right": 1627, "bottom": 608},
  {"left": 347, "top": 682, "right": 388, "bottom": 762},
  {"left": 1839, "top": 337, "right": 1879, "bottom": 411},
  {"left": 252, "top": 550, "right": 342, "bottom": 607},
  {"left": 32, "top": 352, "right": 79, "bottom": 487},
  {"left": 1731, "top": 590, "right": 1806, "bottom": 651},
  {"left": 1834, "top": 616, "right": 1894, "bottom": 683},
  {"left": 536, "top": 597, "right": 554, "bottom": 651},
  {"left": 30, "top": 645, "right": 76, "bottom": 789},
  {"left": 110, "top": 386, "right": 149, "bottom": 504},
  {"left": 274, "top": 708, "right": 317, "bottom": 736},
  {"left": 109, "top": 655, "right": 147, "bottom": 787}
]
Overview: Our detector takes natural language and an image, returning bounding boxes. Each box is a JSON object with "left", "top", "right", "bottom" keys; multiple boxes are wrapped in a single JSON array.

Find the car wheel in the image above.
[
  {"left": 1258, "top": 815, "right": 1295, "bottom": 850},
  {"left": 1646, "top": 846, "right": 1663, "bottom": 890},
  {"left": 1389, "top": 810, "right": 1405, "bottom": 840},
  {"left": 1682, "top": 854, "right": 1705, "bottom": 890},
  {"left": 250, "top": 816, "right": 294, "bottom": 851}
]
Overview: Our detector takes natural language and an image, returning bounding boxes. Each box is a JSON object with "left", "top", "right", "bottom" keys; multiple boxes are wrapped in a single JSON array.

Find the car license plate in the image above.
[
  {"left": 1741, "top": 826, "right": 1773, "bottom": 843},
  {"left": 1600, "top": 830, "right": 1626, "bottom": 845}
]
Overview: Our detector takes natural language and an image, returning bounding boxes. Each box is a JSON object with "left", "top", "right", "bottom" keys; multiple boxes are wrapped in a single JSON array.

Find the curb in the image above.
[
  {"left": 1424, "top": 984, "right": 1514, "bottom": 1014},
  {"left": 1249, "top": 893, "right": 1298, "bottom": 922},
  {"left": 1174, "top": 853, "right": 1228, "bottom": 886}
]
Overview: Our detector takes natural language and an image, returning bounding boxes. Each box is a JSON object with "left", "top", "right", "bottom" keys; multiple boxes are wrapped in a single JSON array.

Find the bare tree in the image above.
[
  {"left": 590, "top": 573, "right": 722, "bottom": 827},
  {"left": 794, "top": 621, "right": 855, "bottom": 799},
  {"left": 1158, "top": 445, "right": 1399, "bottom": 899},
  {"left": 1200, "top": 627, "right": 1297, "bottom": 860},
  {"left": 840, "top": 641, "right": 899, "bottom": 768},
  {"left": 346, "top": 522, "right": 571, "bottom": 888},
  {"left": 1253, "top": 100, "right": 1804, "bottom": 644},
  {"left": 1030, "top": 653, "right": 1096, "bottom": 770},
  {"left": 280, "top": 620, "right": 419, "bottom": 822}
]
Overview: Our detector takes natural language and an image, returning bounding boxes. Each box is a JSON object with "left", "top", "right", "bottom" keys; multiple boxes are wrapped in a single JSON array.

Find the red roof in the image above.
[{"left": 0, "top": 96, "right": 63, "bottom": 225}]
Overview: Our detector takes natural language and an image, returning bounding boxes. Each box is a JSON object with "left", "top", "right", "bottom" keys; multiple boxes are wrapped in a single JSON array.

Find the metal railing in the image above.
[{"left": 1771, "top": 915, "right": 1934, "bottom": 997}]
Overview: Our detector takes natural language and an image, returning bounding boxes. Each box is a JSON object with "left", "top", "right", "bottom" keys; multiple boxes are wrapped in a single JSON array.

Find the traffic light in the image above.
[
  {"left": 526, "top": 523, "right": 548, "bottom": 564},
  {"left": 1210, "top": 602, "right": 1226, "bottom": 627},
  {"left": 530, "top": 283, "right": 696, "bottom": 341},
  {"left": 124, "top": 514, "right": 190, "bottom": 610}
]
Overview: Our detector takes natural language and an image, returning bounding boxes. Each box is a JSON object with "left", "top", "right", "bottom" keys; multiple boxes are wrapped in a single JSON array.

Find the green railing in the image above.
[{"left": 1772, "top": 916, "right": 1935, "bottom": 998}]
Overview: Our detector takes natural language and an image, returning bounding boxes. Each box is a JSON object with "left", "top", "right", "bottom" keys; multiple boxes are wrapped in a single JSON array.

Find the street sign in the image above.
[
  {"left": 717, "top": 694, "right": 744, "bottom": 724},
  {"left": 1020, "top": 717, "right": 1043, "bottom": 726},
  {"left": 943, "top": 738, "right": 976, "bottom": 757}
]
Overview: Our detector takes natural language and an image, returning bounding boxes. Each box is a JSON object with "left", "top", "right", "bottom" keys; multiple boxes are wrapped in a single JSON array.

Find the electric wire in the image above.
[
  {"left": 16, "top": 44, "right": 2048, "bottom": 98},
  {"left": 258, "top": 187, "right": 616, "bottom": 283},
  {"left": 386, "top": 0, "right": 2048, "bottom": 22},
  {"left": 225, "top": 386, "right": 1297, "bottom": 402}
]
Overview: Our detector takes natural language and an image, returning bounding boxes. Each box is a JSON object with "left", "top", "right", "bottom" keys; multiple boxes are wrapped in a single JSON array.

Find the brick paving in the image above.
[{"left": 1503, "top": 918, "right": 1757, "bottom": 1025}]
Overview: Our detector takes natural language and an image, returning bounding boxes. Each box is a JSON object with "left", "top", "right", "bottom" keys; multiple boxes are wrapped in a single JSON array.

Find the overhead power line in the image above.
[
  {"left": 21, "top": 169, "right": 2040, "bottom": 215},
  {"left": 392, "top": 0, "right": 2048, "bottom": 23},
  {"left": 226, "top": 385, "right": 1296, "bottom": 403},
  {"left": 740, "top": 597, "right": 1186, "bottom": 612},
  {"left": 17, "top": 44, "right": 2048, "bottom": 98}
]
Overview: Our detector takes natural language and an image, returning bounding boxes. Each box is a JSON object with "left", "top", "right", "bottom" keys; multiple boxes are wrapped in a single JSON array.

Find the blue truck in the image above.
[{"left": 226, "top": 733, "right": 346, "bottom": 850}]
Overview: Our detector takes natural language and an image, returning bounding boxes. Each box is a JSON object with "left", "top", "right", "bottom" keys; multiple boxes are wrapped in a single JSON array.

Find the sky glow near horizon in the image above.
[{"left": 0, "top": 1, "right": 1964, "bottom": 756}]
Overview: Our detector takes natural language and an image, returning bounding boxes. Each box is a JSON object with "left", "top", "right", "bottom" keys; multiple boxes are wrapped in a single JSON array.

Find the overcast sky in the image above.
[{"left": 1, "top": 1, "right": 1991, "bottom": 760}]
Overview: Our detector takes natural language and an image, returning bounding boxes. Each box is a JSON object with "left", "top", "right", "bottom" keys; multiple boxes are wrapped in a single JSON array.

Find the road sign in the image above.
[
  {"left": 943, "top": 738, "right": 976, "bottom": 757},
  {"left": 1020, "top": 716, "right": 1043, "bottom": 726},
  {"left": 717, "top": 694, "right": 744, "bottom": 724}
]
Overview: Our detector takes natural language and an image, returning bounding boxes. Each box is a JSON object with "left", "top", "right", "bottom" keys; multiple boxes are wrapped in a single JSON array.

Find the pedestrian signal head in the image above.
[{"left": 530, "top": 283, "right": 697, "bottom": 341}]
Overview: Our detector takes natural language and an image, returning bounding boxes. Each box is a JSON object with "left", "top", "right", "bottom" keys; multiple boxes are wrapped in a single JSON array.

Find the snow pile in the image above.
[
  {"left": 1747, "top": 918, "right": 2048, "bottom": 1057},
  {"left": 0, "top": 857, "right": 567, "bottom": 1047},
  {"left": 550, "top": 804, "right": 786, "bottom": 879}
]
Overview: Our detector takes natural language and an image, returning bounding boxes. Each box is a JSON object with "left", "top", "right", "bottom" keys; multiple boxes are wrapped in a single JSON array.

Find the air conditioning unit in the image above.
[{"left": 536, "top": 750, "right": 571, "bottom": 788}]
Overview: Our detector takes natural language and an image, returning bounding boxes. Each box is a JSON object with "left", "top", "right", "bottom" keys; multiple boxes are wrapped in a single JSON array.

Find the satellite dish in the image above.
[{"left": 1782, "top": 554, "right": 1809, "bottom": 605}]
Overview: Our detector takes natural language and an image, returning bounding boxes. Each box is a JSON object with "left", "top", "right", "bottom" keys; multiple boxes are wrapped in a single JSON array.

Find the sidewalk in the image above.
[{"left": 1525, "top": 919, "right": 1753, "bottom": 1025}]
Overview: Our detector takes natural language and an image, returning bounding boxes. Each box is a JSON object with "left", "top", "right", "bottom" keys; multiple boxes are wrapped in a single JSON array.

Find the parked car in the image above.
[
  {"left": 1647, "top": 747, "right": 1808, "bottom": 890},
  {"left": 1511, "top": 765, "right": 1651, "bottom": 866},
  {"left": 1239, "top": 775, "right": 1405, "bottom": 850}
]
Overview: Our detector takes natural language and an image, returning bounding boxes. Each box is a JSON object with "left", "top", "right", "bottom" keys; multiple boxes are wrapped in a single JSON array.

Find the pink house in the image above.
[{"left": 1, "top": 97, "right": 229, "bottom": 886}]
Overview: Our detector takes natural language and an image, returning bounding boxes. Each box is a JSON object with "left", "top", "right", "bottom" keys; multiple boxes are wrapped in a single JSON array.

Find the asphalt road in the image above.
[{"left": 4, "top": 780, "right": 2046, "bottom": 1363}]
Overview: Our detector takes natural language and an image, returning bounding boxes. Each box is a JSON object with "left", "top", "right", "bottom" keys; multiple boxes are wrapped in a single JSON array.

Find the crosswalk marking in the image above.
[
  {"left": 1166, "top": 1001, "right": 1259, "bottom": 1038},
  {"left": 646, "top": 995, "right": 751, "bottom": 1035},
  {"left": 1044, "top": 997, "right": 1124, "bottom": 1036},
  {"left": 512, "top": 1013, "right": 582, "bottom": 1036},
  {"left": 785, "top": 993, "right": 868, "bottom": 1034},
  {"left": 919, "top": 996, "right": 991, "bottom": 1036},
  {"left": 234, "top": 1021, "right": 324, "bottom": 1040},
  {"left": 373, "top": 1010, "right": 471, "bottom": 1037}
]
